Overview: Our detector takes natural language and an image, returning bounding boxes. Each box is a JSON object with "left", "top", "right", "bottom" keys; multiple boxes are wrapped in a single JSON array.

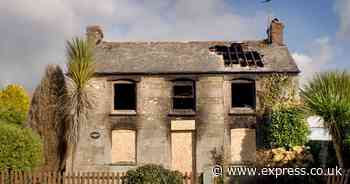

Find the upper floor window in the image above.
[
  {"left": 172, "top": 80, "right": 195, "bottom": 111},
  {"left": 231, "top": 79, "right": 255, "bottom": 109},
  {"left": 113, "top": 81, "right": 136, "bottom": 111}
]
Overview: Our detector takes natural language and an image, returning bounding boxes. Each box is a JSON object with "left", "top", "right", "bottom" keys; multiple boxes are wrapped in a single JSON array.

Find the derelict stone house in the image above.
[{"left": 70, "top": 18, "right": 299, "bottom": 176}]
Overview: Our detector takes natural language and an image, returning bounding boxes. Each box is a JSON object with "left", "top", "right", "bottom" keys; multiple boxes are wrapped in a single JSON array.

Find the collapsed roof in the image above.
[
  {"left": 88, "top": 18, "right": 299, "bottom": 75},
  {"left": 93, "top": 40, "right": 299, "bottom": 74}
]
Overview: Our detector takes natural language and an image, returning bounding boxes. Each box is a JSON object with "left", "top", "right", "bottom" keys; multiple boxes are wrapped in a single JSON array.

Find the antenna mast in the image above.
[{"left": 267, "top": 1, "right": 273, "bottom": 28}]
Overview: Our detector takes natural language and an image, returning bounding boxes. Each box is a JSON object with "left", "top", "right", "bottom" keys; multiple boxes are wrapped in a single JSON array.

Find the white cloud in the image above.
[
  {"left": 292, "top": 37, "right": 334, "bottom": 86},
  {"left": 335, "top": 0, "right": 350, "bottom": 39},
  {"left": 0, "top": 0, "right": 267, "bottom": 90}
]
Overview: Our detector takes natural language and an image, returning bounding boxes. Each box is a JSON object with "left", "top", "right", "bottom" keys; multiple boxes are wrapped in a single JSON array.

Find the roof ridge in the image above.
[{"left": 100, "top": 40, "right": 263, "bottom": 44}]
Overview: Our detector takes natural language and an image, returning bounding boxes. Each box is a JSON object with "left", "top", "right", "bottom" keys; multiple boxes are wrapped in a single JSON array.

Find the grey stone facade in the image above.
[
  {"left": 70, "top": 73, "right": 298, "bottom": 170},
  {"left": 68, "top": 19, "right": 300, "bottom": 181}
]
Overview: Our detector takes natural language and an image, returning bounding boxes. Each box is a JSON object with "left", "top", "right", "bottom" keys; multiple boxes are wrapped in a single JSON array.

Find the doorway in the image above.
[{"left": 171, "top": 120, "right": 196, "bottom": 175}]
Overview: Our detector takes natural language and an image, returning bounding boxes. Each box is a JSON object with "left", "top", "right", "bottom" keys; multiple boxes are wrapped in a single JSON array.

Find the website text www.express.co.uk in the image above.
[{"left": 212, "top": 165, "right": 344, "bottom": 178}]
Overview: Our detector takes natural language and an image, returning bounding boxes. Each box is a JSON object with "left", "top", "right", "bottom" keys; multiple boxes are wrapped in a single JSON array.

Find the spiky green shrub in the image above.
[
  {"left": 0, "top": 122, "right": 43, "bottom": 171},
  {"left": 65, "top": 37, "right": 95, "bottom": 170},
  {"left": 269, "top": 104, "right": 309, "bottom": 148},
  {"left": 301, "top": 71, "right": 350, "bottom": 168},
  {"left": 124, "top": 164, "right": 183, "bottom": 184}
]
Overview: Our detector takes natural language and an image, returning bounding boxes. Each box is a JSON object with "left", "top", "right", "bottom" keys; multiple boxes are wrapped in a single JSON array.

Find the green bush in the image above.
[
  {"left": 269, "top": 104, "right": 309, "bottom": 148},
  {"left": 124, "top": 164, "right": 183, "bottom": 184},
  {"left": 306, "top": 141, "right": 337, "bottom": 168},
  {"left": 0, "top": 122, "right": 43, "bottom": 171},
  {"left": 0, "top": 84, "right": 30, "bottom": 125}
]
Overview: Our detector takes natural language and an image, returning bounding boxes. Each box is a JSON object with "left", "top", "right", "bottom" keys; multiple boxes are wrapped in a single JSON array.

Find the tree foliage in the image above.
[
  {"left": 124, "top": 164, "right": 183, "bottom": 184},
  {"left": 301, "top": 71, "right": 350, "bottom": 168},
  {"left": 0, "top": 122, "right": 43, "bottom": 171},
  {"left": 0, "top": 84, "right": 30, "bottom": 125},
  {"left": 27, "top": 64, "right": 67, "bottom": 171}
]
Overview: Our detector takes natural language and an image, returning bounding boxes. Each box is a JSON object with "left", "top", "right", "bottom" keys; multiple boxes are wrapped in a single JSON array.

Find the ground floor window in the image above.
[{"left": 111, "top": 130, "right": 136, "bottom": 164}]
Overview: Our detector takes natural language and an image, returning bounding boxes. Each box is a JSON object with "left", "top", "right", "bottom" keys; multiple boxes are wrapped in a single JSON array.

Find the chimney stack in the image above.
[
  {"left": 86, "top": 25, "right": 104, "bottom": 45},
  {"left": 267, "top": 18, "right": 284, "bottom": 46}
]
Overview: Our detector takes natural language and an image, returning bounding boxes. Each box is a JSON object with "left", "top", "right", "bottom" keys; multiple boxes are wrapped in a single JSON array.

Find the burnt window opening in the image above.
[
  {"left": 209, "top": 43, "right": 264, "bottom": 67},
  {"left": 173, "top": 81, "right": 195, "bottom": 110},
  {"left": 114, "top": 83, "right": 136, "bottom": 110},
  {"left": 231, "top": 80, "right": 256, "bottom": 108}
]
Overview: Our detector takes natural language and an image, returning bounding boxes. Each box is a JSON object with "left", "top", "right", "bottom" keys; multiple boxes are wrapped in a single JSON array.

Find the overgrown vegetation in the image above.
[
  {"left": 0, "top": 122, "right": 43, "bottom": 171},
  {"left": 124, "top": 164, "right": 183, "bottom": 184},
  {"left": 269, "top": 104, "right": 309, "bottom": 148},
  {"left": 65, "top": 37, "right": 95, "bottom": 171},
  {"left": 259, "top": 73, "right": 295, "bottom": 114},
  {"left": 0, "top": 84, "right": 29, "bottom": 125},
  {"left": 259, "top": 74, "right": 309, "bottom": 149},
  {"left": 301, "top": 71, "right": 350, "bottom": 168},
  {"left": 256, "top": 146, "right": 314, "bottom": 168},
  {"left": 210, "top": 147, "right": 224, "bottom": 184},
  {"left": 0, "top": 84, "right": 43, "bottom": 171}
]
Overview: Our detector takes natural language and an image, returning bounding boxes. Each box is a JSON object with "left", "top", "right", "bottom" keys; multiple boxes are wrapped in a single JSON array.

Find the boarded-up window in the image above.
[
  {"left": 231, "top": 128, "right": 256, "bottom": 163},
  {"left": 114, "top": 82, "right": 136, "bottom": 110},
  {"left": 111, "top": 130, "right": 136, "bottom": 164}
]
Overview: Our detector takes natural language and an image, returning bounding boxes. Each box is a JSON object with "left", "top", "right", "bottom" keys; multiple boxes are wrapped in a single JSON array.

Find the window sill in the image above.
[
  {"left": 110, "top": 110, "right": 137, "bottom": 116},
  {"left": 169, "top": 110, "right": 196, "bottom": 116},
  {"left": 229, "top": 107, "right": 256, "bottom": 115},
  {"left": 108, "top": 161, "right": 137, "bottom": 166}
]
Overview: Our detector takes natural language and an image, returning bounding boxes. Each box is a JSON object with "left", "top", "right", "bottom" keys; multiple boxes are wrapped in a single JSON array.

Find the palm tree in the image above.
[
  {"left": 301, "top": 71, "right": 350, "bottom": 168},
  {"left": 64, "top": 38, "right": 95, "bottom": 171}
]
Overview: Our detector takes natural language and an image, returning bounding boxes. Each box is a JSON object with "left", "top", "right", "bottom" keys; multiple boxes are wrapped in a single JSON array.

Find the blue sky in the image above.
[
  {"left": 235, "top": 0, "right": 338, "bottom": 51},
  {"left": 229, "top": 0, "right": 350, "bottom": 78},
  {"left": 0, "top": 0, "right": 349, "bottom": 89}
]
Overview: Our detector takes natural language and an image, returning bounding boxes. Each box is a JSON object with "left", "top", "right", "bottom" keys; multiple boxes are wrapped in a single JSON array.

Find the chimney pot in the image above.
[
  {"left": 267, "top": 18, "right": 284, "bottom": 46},
  {"left": 86, "top": 25, "right": 104, "bottom": 45}
]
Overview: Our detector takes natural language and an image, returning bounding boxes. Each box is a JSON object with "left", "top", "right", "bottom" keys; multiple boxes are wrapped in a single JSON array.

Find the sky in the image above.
[{"left": 0, "top": 0, "right": 349, "bottom": 90}]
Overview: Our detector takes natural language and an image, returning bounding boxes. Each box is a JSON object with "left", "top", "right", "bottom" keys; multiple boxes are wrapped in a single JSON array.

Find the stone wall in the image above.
[
  {"left": 136, "top": 77, "right": 172, "bottom": 167},
  {"left": 70, "top": 73, "right": 298, "bottom": 176},
  {"left": 196, "top": 76, "right": 225, "bottom": 173}
]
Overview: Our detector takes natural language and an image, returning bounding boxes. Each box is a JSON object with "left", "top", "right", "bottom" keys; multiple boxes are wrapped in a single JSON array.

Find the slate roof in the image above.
[{"left": 93, "top": 40, "right": 300, "bottom": 75}]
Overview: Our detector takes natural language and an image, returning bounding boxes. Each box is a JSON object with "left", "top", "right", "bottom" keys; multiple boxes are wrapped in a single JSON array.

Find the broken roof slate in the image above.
[{"left": 93, "top": 41, "right": 300, "bottom": 75}]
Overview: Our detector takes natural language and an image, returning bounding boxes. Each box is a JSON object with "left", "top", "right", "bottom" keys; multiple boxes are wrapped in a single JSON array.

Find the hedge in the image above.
[{"left": 0, "top": 122, "right": 43, "bottom": 171}]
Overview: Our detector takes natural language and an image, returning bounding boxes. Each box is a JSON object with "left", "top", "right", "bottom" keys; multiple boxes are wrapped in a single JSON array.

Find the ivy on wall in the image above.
[
  {"left": 258, "top": 74, "right": 309, "bottom": 148},
  {"left": 269, "top": 104, "right": 310, "bottom": 147}
]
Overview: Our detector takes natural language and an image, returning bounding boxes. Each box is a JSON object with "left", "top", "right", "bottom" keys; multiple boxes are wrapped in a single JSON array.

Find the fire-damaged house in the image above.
[{"left": 67, "top": 18, "right": 299, "bottom": 177}]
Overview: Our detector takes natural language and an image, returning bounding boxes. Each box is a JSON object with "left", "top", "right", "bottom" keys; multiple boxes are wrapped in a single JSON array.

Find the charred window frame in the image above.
[
  {"left": 231, "top": 79, "right": 256, "bottom": 109},
  {"left": 172, "top": 80, "right": 196, "bottom": 112},
  {"left": 112, "top": 81, "right": 137, "bottom": 113}
]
